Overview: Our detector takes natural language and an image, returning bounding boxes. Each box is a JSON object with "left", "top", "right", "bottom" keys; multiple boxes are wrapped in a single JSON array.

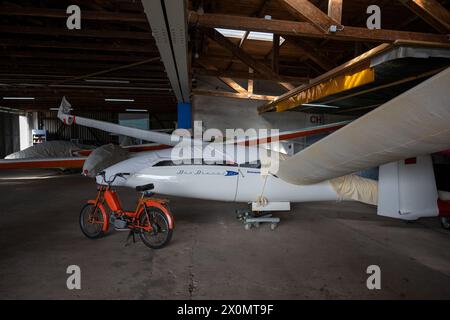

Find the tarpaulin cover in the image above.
[
  {"left": 82, "top": 144, "right": 129, "bottom": 177},
  {"left": 5, "top": 141, "right": 93, "bottom": 160},
  {"left": 329, "top": 175, "right": 378, "bottom": 205},
  {"left": 276, "top": 67, "right": 450, "bottom": 185}
]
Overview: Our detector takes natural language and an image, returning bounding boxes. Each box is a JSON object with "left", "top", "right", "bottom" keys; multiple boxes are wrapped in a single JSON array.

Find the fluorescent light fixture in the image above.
[
  {"left": 85, "top": 79, "right": 130, "bottom": 84},
  {"left": 3, "top": 97, "right": 35, "bottom": 100},
  {"left": 0, "top": 106, "right": 23, "bottom": 115},
  {"left": 302, "top": 103, "right": 340, "bottom": 109},
  {"left": 105, "top": 98, "right": 135, "bottom": 102},
  {"left": 215, "top": 28, "right": 285, "bottom": 44},
  {"left": 126, "top": 109, "right": 148, "bottom": 112}
]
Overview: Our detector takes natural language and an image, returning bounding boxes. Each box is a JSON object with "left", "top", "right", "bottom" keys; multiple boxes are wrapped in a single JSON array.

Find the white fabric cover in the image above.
[
  {"left": 82, "top": 144, "right": 129, "bottom": 177},
  {"left": 276, "top": 67, "right": 450, "bottom": 185},
  {"left": 5, "top": 141, "right": 93, "bottom": 159},
  {"left": 329, "top": 175, "right": 378, "bottom": 206}
]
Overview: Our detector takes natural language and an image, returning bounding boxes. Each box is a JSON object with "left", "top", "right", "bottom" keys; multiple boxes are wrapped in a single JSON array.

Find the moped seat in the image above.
[{"left": 135, "top": 183, "right": 154, "bottom": 192}]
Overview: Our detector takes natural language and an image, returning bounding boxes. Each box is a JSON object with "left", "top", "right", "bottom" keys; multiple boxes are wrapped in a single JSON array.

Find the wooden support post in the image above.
[
  {"left": 272, "top": 34, "right": 280, "bottom": 74},
  {"left": 328, "top": 0, "right": 343, "bottom": 24}
]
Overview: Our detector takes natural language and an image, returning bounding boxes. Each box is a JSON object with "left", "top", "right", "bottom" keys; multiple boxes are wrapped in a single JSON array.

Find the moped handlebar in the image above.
[{"left": 97, "top": 171, "right": 130, "bottom": 186}]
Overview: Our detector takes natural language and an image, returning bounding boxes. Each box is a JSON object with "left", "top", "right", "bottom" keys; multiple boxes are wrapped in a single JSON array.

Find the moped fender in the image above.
[
  {"left": 142, "top": 200, "right": 174, "bottom": 229},
  {"left": 87, "top": 200, "right": 109, "bottom": 232}
]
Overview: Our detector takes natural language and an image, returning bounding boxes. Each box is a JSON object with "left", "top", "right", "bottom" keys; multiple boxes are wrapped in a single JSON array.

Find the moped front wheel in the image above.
[
  {"left": 79, "top": 203, "right": 106, "bottom": 239},
  {"left": 139, "top": 208, "right": 173, "bottom": 249}
]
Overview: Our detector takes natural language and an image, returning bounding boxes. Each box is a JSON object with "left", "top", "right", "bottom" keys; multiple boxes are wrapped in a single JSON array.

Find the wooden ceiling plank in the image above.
[
  {"left": 0, "top": 25, "right": 153, "bottom": 40},
  {"left": 50, "top": 57, "right": 161, "bottom": 85},
  {"left": 0, "top": 38, "right": 156, "bottom": 53},
  {"left": 0, "top": 6, "right": 147, "bottom": 22}
]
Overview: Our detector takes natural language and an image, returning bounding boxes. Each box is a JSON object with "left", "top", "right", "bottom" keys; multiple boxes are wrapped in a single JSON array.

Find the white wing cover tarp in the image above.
[
  {"left": 276, "top": 67, "right": 450, "bottom": 185},
  {"left": 329, "top": 175, "right": 378, "bottom": 205},
  {"left": 5, "top": 141, "right": 93, "bottom": 159},
  {"left": 82, "top": 144, "right": 129, "bottom": 177}
]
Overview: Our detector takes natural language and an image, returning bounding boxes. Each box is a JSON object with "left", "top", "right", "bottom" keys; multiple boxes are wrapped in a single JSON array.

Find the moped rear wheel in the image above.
[
  {"left": 79, "top": 203, "right": 105, "bottom": 239},
  {"left": 139, "top": 208, "right": 172, "bottom": 249}
]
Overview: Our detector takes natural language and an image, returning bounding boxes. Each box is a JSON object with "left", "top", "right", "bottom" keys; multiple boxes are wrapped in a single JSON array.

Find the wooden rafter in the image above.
[
  {"left": 192, "top": 68, "right": 309, "bottom": 84},
  {"left": 202, "top": 28, "right": 294, "bottom": 91},
  {"left": 239, "top": 0, "right": 271, "bottom": 48},
  {"left": 272, "top": 34, "right": 280, "bottom": 74},
  {"left": 248, "top": 68, "right": 254, "bottom": 95},
  {"left": 196, "top": 61, "right": 248, "bottom": 94},
  {"left": 0, "top": 2, "right": 177, "bottom": 114},
  {"left": 203, "top": 28, "right": 277, "bottom": 79},
  {"left": 189, "top": 11, "right": 449, "bottom": 44},
  {"left": 327, "top": 0, "right": 343, "bottom": 24},
  {"left": 398, "top": 0, "right": 450, "bottom": 33},
  {"left": 192, "top": 89, "right": 277, "bottom": 101},
  {"left": 278, "top": 0, "right": 343, "bottom": 33}
]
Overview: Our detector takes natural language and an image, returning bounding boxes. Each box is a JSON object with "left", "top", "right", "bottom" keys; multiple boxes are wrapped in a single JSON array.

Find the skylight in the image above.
[{"left": 215, "top": 28, "right": 285, "bottom": 45}]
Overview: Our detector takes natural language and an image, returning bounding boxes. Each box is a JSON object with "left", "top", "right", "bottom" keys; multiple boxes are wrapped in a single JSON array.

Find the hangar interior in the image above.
[{"left": 0, "top": 0, "right": 450, "bottom": 299}]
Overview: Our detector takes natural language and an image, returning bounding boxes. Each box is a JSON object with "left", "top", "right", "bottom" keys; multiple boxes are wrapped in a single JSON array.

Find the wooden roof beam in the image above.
[
  {"left": 239, "top": 0, "right": 271, "bottom": 48},
  {"left": 203, "top": 28, "right": 277, "bottom": 79},
  {"left": 192, "top": 89, "right": 277, "bottom": 101},
  {"left": 327, "top": 0, "right": 343, "bottom": 24},
  {"left": 192, "top": 67, "right": 309, "bottom": 83},
  {"left": 202, "top": 28, "right": 294, "bottom": 91},
  {"left": 189, "top": 11, "right": 449, "bottom": 44},
  {"left": 398, "top": 0, "right": 450, "bottom": 33},
  {"left": 196, "top": 61, "right": 248, "bottom": 94},
  {"left": 279, "top": 0, "right": 343, "bottom": 33}
]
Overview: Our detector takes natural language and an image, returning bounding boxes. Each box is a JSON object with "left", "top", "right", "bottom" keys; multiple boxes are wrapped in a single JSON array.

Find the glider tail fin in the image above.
[
  {"left": 57, "top": 97, "right": 74, "bottom": 125},
  {"left": 378, "top": 155, "right": 438, "bottom": 220}
]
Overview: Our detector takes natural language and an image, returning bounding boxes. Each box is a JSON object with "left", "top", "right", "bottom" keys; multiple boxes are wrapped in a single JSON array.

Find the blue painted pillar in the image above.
[{"left": 177, "top": 102, "right": 191, "bottom": 129}]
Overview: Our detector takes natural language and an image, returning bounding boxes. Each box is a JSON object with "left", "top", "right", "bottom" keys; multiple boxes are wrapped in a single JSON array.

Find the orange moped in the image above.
[{"left": 79, "top": 172, "right": 174, "bottom": 249}]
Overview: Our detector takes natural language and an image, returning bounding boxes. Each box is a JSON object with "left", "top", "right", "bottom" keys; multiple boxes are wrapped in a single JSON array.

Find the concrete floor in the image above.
[{"left": 0, "top": 169, "right": 450, "bottom": 300}]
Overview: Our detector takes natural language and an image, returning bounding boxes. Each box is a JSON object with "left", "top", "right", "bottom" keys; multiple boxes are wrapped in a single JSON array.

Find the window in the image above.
[{"left": 153, "top": 160, "right": 177, "bottom": 167}]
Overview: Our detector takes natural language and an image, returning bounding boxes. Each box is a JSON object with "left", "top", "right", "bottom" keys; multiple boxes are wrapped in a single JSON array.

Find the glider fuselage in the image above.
[{"left": 98, "top": 147, "right": 339, "bottom": 204}]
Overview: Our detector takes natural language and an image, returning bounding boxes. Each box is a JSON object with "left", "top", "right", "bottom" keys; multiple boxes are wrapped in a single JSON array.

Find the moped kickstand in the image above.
[{"left": 125, "top": 229, "right": 137, "bottom": 247}]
